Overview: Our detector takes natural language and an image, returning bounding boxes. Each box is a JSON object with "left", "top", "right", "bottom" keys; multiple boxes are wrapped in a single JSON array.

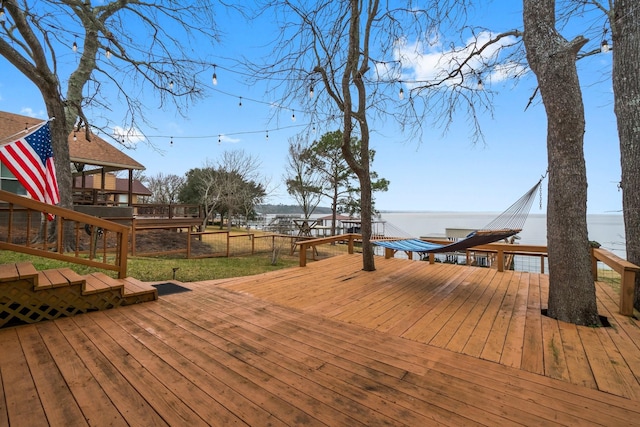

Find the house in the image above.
[
  {"left": 73, "top": 173, "right": 151, "bottom": 206},
  {"left": 0, "top": 110, "right": 146, "bottom": 216}
]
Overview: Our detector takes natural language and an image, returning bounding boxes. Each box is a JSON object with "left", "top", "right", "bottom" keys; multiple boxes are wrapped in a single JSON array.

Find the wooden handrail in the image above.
[
  {"left": 0, "top": 190, "right": 129, "bottom": 278},
  {"left": 296, "top": 234, "right": 357, "bottom": 267},
  {"left": 592, "top": 247, "right": 640, "bottom": 316}
]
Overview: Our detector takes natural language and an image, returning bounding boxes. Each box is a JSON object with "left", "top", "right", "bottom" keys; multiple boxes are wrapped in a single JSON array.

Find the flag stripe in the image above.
[
  {"left": 4, "top": 142, "right": 47, "bottom": 197},
  {"left": 0, "top": 143, "right": 46, "bottom": 200},
  {"left": 0, "top": 122, "right": 60, "bottom": 208}
]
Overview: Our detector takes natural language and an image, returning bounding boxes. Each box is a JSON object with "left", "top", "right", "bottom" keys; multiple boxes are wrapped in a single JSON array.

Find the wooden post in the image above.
[
  {"left": 590, "top": 247, "right": 598, "bottom": 279},
  {"left": 497, "top": 249, "right": 504, "bottom": 272},
  {"left": 429, "top": 253, "right": 435, "bottom": 264},
  {"left": 131, "top": 218, "right": 137, "bottom": 256},
  {"left": 348, "top": 235, "right": 354, "bottom": 254},
  {"left": 187, "top": 229, "right": 192, "bottom": 258},
  {"left": 620, "top": 269, "right": 636, "bottom": 316},
  {"left": 385, "top": 248, "right": 393, "bottom": 259},
  {"left": 300, "top": 243, "right": 307, "bottom": 267},
  {"left": 118, "top": 228, "right": 128, "bottom": 279}
]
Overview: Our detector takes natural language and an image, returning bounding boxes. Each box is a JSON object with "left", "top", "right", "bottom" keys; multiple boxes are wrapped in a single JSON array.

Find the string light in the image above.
[
  {"left": 291, "top": 110, "right": 296, "bottom": 122},
  {"left": 601, "top": 39, "right": 610, "bottom": 53},
  {"left": 218, "top": 134, "right": 221, "bottom": 144},
  {"left": 239, "top": 96, "right": 242, "bottom": 107},
  {"left": 73, "top": 132, "right": 77, "bottom": 141},
  {"left": 0, "top": 5, "right": 5, "bottom": 23},
  {"left": 106, "top": 47, "right": 112, "bottom": 60},
  {"left": 309, "top": 84, "right": 314, "bottom": 98},
  {"left": 398, "top": 87, "right": 404, "bottom": 100},
  {"left": 212, "top": 64, "right": 218, "bottom": 85},
  {"left": 169, "top": 81, "right": 174, "bottom": 90},
  {"left": 170, "top": 136, "right": 173, "bottom": 145},
  {"left": 72, "top": 40, "right": 78, "bottom": 53},
  {"left": 265, "top": 130, "right": 269, "bottom": 140},
  {"left": 477, "top": 79, "right": 484, "bottom": 90}
]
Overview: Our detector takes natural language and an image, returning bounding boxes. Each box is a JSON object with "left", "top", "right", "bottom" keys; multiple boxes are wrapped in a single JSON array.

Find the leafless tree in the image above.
[
  {"left": 284, "top": 136, "right": 325, "bottom": 220},
  {"left": 144, "top": 173, "right": 185, "bottom": 204},
  {"left": 216, "top": 150, "right": 264, "bottom": 230},
  {"left": 0, "top": 0, "right": 220, "bottom": 213},
  {"left": 247, "top": 0, "right": 473, "bottom": 271}
]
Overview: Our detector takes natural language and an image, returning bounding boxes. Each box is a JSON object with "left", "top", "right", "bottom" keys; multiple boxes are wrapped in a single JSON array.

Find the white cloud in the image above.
[
  {"left": 219, "top": 134, "right": 241, "bottom": 144},
  {"left": 20, "top": 107, "right": 47, "bottom": 118},
  {"left": 395, "top": 31, "right": 522, "bottom": 88},
  {"left": 112, "top": 125, "right": 145, "bottom": 148}
]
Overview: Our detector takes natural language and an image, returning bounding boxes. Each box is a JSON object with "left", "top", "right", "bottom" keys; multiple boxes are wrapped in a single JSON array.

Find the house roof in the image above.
[
  {"left": 0, "top": 110, "right": 145, "bottom": 171},
  {"left": 73, "top": 175, "right": 152, "bottom": 196}
]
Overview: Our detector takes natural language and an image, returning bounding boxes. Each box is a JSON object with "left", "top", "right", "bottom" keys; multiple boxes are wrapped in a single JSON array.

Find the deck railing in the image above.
[{"left": 0, "top": 190, "right": 129, "bottom": 278}]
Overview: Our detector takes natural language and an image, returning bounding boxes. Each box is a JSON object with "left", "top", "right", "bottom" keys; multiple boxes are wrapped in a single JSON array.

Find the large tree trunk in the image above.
[
  {"left": 611, "top": 1, "right": 640, "bottom": 310},
  {"left": 523, "top": 0, "right": 599, "bottom": 325}
]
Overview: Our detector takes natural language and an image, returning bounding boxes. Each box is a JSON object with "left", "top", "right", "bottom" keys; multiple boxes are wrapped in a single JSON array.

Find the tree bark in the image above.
[
  {"left": 523, "top": 0, "right": 600, "bottom": 325},
  {"left": 611, "top": 1, "right": 640, "bottom": 310}
]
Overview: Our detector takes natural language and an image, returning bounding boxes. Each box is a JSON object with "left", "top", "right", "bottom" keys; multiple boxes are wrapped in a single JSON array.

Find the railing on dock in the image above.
[{"left": 0, "top": 190, "right": 129, "bottom": 278}]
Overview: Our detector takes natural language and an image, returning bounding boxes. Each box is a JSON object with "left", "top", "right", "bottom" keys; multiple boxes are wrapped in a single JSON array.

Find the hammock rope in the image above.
[
  {"left": 374, "top": 175, "right": 546, "bottom": 254},
  {"left": 481, "top": 177, "right": 544, "bottom": 231}
]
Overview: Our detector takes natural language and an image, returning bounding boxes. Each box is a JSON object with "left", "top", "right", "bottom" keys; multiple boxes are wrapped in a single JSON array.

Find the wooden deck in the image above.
[{"left": 1, "top": 255, "right": 640, "bottom": 425}]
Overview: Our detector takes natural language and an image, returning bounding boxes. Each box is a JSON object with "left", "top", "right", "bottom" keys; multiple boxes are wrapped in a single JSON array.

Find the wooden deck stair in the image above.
[{"left": 0, "top": 262, "right": 157, "bottom": 328}]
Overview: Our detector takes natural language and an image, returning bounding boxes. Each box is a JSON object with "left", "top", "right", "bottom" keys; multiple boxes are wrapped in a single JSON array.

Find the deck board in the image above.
[{"left": 1, "top": 254, "right": 640, "bottom": 425}]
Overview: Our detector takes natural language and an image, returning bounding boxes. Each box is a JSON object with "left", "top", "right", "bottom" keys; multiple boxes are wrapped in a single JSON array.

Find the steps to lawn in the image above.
[{"left": 0, "top": 262, "right": 157, "bottom": 328}]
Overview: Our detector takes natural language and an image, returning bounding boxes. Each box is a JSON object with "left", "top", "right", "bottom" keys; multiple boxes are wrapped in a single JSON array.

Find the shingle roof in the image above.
[{"left": 0, "top": 111, "right": 145, "bottom": 171}]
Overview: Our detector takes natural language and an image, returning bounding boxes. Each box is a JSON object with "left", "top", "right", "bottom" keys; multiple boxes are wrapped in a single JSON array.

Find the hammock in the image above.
[{"left": 374, "top": 177, "right": 544, "bottom": 254}]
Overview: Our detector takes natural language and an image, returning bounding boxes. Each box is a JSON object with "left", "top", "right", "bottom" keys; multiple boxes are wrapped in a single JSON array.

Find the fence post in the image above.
[
  {"left": 131, "top": 218, "right": 137, "bottom": 256},
  {"left": 348, "top": 234, "right": 354, "bottom": 254},
  {"left": 187, "top": 228, "right": 192, "bottom": 258},
  {"left": 118, "top": 227, "right": 128, "bottom": 279}
]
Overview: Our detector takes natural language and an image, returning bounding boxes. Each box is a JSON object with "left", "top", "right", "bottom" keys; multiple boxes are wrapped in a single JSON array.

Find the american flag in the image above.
[{"left": 0, "top": 121, "right": 60, "bottom": 207}]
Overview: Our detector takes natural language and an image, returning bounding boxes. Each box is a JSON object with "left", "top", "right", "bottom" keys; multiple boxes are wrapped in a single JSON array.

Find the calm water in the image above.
[{"left": 377, "top": 212, "right": 627, "bottom": 258}]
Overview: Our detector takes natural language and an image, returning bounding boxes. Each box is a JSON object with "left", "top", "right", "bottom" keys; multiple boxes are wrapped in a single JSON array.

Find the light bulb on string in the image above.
[
  {"left": 266, "top": 130, "right": 269, "bottom": 141},
  {"left": 0, "top": 6, "right": 5, "bottom": 23},
  {"left": 170, "top": 136, "right": 173, "bottom": 145},
  {"left": 477, "top": 79, "right": 484, "bottom": 90},
  {"left": 239, "top": 97, "right": 242, "bottom": 107},
  {"left": 73, "top": 132, "right": 77, "bottom": 142},
  {"left": 169, "top": 81, "right": 174, "bottom": 90},
  {"left": 398, "top": 87, "right": 404, "bottom": 100},
  {"left": 291, "top": 110, "right": 296, "bottom": 122},
  {"left": 106, "top": 47, "right": 112, "bottom": 60},
  {"left": 72, "top": 40, "right": 78, "bottom": 53},
  {"left": 601, "top": 40, "right": 610, "bottom": 53},
  {"left": 218, "top": 135, "right": 221, "bottom": 144},
  {"left": 309, "top": 85, "right": 314, "bottom": 98},
  {"left": 212, "top": 65, "right": 218, "bottom": 85}
]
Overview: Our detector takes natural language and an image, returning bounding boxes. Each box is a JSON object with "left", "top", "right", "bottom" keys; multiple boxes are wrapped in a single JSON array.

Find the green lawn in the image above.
[{"left": 0, "top": 250, "right": 300, "bottom": 283}]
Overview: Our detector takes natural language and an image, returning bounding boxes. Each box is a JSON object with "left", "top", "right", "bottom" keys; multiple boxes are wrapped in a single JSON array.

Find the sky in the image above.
[{"left": 0, "top": 1, "right": 622, "bottom": 215}]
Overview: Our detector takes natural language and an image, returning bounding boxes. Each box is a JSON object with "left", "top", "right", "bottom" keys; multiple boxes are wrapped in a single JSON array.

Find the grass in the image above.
[{"left": 0, "top": 250, "right": 300, "bottom": 283}]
